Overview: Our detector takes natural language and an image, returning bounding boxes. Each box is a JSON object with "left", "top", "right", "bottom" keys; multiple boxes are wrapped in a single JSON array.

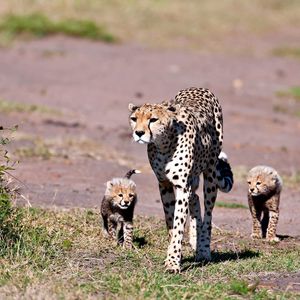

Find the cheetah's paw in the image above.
[{"left": 164, "top": 258, "right": 181, "bottom": 274}]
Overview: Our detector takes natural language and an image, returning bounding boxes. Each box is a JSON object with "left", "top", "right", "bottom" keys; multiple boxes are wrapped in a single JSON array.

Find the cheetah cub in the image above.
[
  {"left": 247, "top": 166, "right": 282, "bottom": 242},
  {"left": 101, "top": 169, "right": 140, "bottom": 248}
]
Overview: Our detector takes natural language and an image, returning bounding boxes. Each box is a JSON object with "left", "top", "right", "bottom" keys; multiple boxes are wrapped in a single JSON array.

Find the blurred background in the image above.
[{"left": 0, "top": 0, "right": 300, "bottom": 235}]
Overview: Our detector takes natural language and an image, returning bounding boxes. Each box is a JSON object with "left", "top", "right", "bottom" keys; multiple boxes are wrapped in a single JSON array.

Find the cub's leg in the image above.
[
  {"left": 108, "top": 215, "right": 120, "bottom": 241},
  {"left": 123, "top": 221, "right": 134, "bottom": 249},
  {"left": 248, "top": 194, "right": 262, "bottom": 239},
  {"left": 266, "top": 211, "right": 279, "bottom": 242},
  {"left": 101, "top": 214, "right": 109, "bottom": 237},
  {"left": 165, "top": 186, "right": 190, "bottom": 273},
  {"left": 197, "top": 170, "right": 218, "bottom": 261},
  {"left": 188, "top": 176, "right": 202, "bottom": 252},
  {"left": 266, "top": 195, "right": 280, "bottom": 242},
  {"left": 159, "top": 180, "right": 176, "bottom": 240}
]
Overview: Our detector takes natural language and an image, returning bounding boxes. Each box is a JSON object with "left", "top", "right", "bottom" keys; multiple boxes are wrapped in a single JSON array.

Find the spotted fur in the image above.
[
  {"left": 247, "top": 165, "right": 282, "bottom": 242},
  {"left": 129, "top": 87, "right": 233, "bottom": 272},
  {"left": 101, "top": 170, "right": 140, "bottom": 248}
]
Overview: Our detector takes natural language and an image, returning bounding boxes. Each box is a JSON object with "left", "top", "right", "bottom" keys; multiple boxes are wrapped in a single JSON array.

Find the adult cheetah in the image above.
[{"left": 128, "top": 87, "right": 233, "bottom": 272}]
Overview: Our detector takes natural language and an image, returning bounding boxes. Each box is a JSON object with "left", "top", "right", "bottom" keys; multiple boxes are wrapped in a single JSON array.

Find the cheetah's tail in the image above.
[
  {"left": 216, "top": 152, "right": 233, "bottom": 193},
  {"left": 124, "top": 169, "right": 141, "bottom": 179}
]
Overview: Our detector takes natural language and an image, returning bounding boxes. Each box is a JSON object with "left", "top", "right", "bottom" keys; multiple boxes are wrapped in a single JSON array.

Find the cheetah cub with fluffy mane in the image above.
[
  {"left": 247, "top": 165, "right": 282, "bottom": 242},
  {"left": 101, "top": 169, "right": 140, "bottom": 248}
]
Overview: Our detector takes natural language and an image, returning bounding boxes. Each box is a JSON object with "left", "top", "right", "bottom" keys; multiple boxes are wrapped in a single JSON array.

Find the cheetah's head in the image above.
[
  {"left": 105, "top": 178, "right": 137, "bottom": 210},
  {"left": 128, "top": 102, "right": 177, "bottom": 144}
]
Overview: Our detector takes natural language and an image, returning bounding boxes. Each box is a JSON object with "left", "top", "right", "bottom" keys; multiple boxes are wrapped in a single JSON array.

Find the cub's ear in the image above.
[
  {"left": 106, "top": 181, "right": 114, "bottom": 190},
  {"left": 128, "top": 103, "right": 140, "bottom": 112}
]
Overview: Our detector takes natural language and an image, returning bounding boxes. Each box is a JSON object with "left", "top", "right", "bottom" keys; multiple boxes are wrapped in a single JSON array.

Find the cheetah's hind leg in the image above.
[{"left": 188, "top": 177, "right": 202, "bottom": 252}]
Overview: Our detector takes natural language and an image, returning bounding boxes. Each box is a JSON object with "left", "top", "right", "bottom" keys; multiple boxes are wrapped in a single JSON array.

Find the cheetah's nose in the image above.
[
  {"left": 135, "top": 130, "right": 145, "bottom": 137},
  {"left": 124, "top": 200, "right": 129, "bottom": 205},
  {"left": 250, "top": 188, "right": 254, "bottom": 192}
]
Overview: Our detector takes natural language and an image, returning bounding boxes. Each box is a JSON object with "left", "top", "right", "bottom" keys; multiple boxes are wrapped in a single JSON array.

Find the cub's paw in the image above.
[
  {"left": 251, "top": 232, "right": 262, "bottom": 240},
  {"left": 266, "top": 236, "right": 280, "bottom": 243}
]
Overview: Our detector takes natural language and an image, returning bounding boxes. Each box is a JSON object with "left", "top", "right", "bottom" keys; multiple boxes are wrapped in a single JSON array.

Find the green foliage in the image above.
[
  {"left": 215, "top": 201, "right": 248, "bottom": 209},
  {"left": 0, "top": 13, "right": 116, "bottom": 42},
  {"left": 0, "top": 211, "right": 299, "bottom": 298},
  {"left": 229, "top": 279, "right": 249, "bottom": 295},
  {"left": 276, "top": 86, "right": 300, "bottom": 101}
]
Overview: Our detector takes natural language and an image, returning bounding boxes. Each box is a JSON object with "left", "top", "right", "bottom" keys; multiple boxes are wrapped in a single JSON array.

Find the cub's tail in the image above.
[
  {"left": 124, "top": 169, "right": 141, "bottom": 179},
  {"left": 216, "top": 152, "right": 233, "bottom": 193}
]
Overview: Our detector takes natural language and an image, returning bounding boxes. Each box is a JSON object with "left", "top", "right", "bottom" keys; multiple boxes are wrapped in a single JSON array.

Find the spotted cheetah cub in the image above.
[
  {"left": 247, "top": 166, "right": 282, "bottom": 242},
  {"left": 101, "top": 169, "right": 140, "bottom": 248}
]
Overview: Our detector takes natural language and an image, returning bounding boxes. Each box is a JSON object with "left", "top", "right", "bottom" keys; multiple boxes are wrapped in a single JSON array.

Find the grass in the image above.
[
  {"left": 282, "top": 171, "right": 300, "bottom": 189},
  {"left": 215, "top": 201, "right": 248, "bottom": 209},
  {"left": 0, "top": 13, "right": 116, "bottom": 43},
  {"left": 0, "top": 206, "right": 299, "bottom": 299},
  {"left": 276, "top": 86, "right": 300, "bottom": 101},
  {"left": 0, "top": 99, "right": 61, "bottom": 115},
  {"left": 272, "top": 47, "right": 300, "bottom": 59},
  {"left": 0, "top": 1, "right": 300, "bottom": 50}
]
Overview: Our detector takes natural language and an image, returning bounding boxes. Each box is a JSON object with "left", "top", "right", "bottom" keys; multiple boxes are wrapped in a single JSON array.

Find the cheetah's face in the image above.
[
  {"left": 107, "top": 182, "right": 137, "bottom": 209},
  {"left": 128, "top": 103, "right": 176, "bottom": 144},
  {"left": 247, "top": 173, "right": 276, "bottom": 196}
]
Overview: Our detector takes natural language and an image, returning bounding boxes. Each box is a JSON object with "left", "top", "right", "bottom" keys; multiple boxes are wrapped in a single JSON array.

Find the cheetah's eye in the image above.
[
  {"left": 256, "top": 182, "right": 261, "bottom": 186},
  {"left": 247, "top": 181, "right": 251, "bottom": 185},
  {"left": 130, "top": 117, "right": 137, "bottom": 122},
  {"left": 118, "top": 193, "right": 123, "bottom": 197},
  {"left": 129, "top": 194, "right": 134, "bottom": 198},
  {"left": 149, "top": 118, "right": 158, "bottom": 123}
]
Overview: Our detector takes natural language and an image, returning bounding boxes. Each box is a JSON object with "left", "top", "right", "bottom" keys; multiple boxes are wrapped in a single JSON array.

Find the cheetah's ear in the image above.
[
  {"left": 128, "top": 103, "right": 140, "bottom": 112},
  {"left": 167, "top": 105, "right": 177, "bottom": 112}
]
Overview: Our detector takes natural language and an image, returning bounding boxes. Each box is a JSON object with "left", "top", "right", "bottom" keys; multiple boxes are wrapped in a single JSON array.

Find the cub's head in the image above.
[
  {"left": 128, "top": 103, "right": 177, "bottom": 144},
  {"left": 247, "top": 166, "right": 279, "bottom": 197},
  {"left": 105, "top": 178, "right": 137, "bottom": 209}
]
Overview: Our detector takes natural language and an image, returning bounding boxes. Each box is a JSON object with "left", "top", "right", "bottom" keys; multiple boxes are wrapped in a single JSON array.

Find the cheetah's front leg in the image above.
[
  {"left": 159, "top": 180, "right": 176, "bottom": 240},
  {"left": 165, "top": 186, "right": 190, "bottom": 273}
]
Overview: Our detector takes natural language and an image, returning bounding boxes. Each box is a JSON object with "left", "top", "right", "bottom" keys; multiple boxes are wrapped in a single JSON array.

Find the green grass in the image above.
[
  {"left": 0, "top": 99, "right": 61, "bottom": 114},
  {"left": 272, "top": 47, "right": 300, "bottom": 59},
  {"left": 283, "top": 171, "right": 300, "bottom": 189},
  {"left": 0, "top": 206, "right": 299, "bottom": 299},
  {"left": 1, "top": 1, "right": 300, "bottom": 50},
  {"left": 0, "top": 13, "right": 116, "bottom": 43},
  {"left": 276, "top": 86, "right": 300, "bottom": 101},
  {"left": 215, "top": 201, "right": 248, "bottom": 209}
]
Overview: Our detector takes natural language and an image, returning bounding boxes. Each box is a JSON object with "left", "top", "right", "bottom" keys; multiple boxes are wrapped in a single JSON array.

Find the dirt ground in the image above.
[{"left": 0, "top": 32, "right": 300, "bottom": 241}]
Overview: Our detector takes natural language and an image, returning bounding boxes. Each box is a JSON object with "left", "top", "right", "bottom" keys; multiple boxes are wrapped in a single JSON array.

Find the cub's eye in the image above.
[
  {"left": 256, "top": 182, "right": 261, "bottom": 186},
  {"left": 130, "top": 117, "right": 137, "bottom": 122},
  {"left": 247, "top": 181, "right": 251, "bottom": 185},
  {"left": 149, "top": 118, "right": 158, "bottom": 123},
  {"left": 118, "top": 193, "right": 123, "bottom": 197},
  {"left": 129, "top": 194, "right": 134, "bottom": 198}
]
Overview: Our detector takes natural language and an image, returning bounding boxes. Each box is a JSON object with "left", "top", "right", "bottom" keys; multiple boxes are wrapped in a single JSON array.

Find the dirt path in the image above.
[{"left": 1, "top": 36, "right": 300, "bottom": 237}]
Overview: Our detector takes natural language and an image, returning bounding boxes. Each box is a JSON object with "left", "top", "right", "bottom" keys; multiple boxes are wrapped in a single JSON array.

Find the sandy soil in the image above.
[{"left": 0, "top": 34, "right": 300, "bottom": 241}]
